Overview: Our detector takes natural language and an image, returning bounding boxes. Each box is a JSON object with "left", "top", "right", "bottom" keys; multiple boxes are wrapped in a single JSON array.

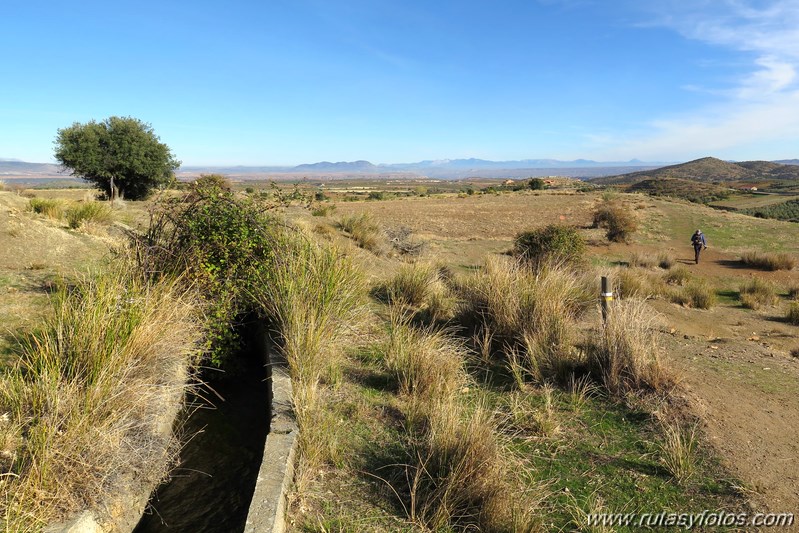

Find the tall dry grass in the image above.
[
  {"left": 382, "top": 304, "right": 539, "bottom": 531},
  {"left": 384, "top": 315, "right": 465, "bottom": 409},
  {"left": 376, "top": 263, "right": 455, "bottom": 322},
  {"left": 0, "top": 268, "right": 202, "bottom": 531},
  {"left": 740, "top": 250, "right": 797, "bottom": 271},
  {"left": 657, "top": 422, "right": 698, "bottom": 484},
  {"left": 28, "top": 198, "right": 64, "bottom": 220},
  {"left": 65, "top": 201, "right": 112, "bottom": 229},
  {"left": 457, "top": 256, "right": 589, "bottom": 383},
  {"left": 338, "top": 212, "right": 386, "bottom": 254},
  {"left": 739, "top": 278, "right": 778, "bottom": 309},
  {"left": 588, "top": 299, "right": 671, "bottom": 396},
  {"left": 252, "top": 234, "right": 364, "bottom": 475},
  {"left": 405, "top": 403, "right": 523, "bottom": 532},
  {"left": 672, "top": 278, "right": 717, "bottom": 309}
]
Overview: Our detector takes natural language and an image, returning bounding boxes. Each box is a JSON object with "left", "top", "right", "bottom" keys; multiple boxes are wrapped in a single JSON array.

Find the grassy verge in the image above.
[
  {"left": 288, "top": 253, "right": 743, "bottom": 532},
  {"left": 0, "top": 268, "right": 202, "bottom": 530}
]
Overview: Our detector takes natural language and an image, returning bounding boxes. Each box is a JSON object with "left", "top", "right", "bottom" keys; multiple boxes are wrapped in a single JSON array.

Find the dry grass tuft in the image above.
[
  {"left": 616, "top": 268, "right": 667, "bottom": 299},
  {"left": 657, "top": 422, "right": 698, "bottom": 484},
  {"left": 589, "top": 299, "right": 671, "bottom": 395},
  {"left": 740, "top": 250, "right": 797, "bottom": 271},
  {"left": 672, "top": 278, "right": 717, "bottom": 309},
  {"left": 786, "top": 302, "right": 799, "bottom": 325},
  {"left": 65, "top": 201, "right": 113, "bottom": 229},
  {"left": 338, "top": 212, "right": 386, "bottom": 254},
  {"left": 663, "top": 266, "right": 692, "bottom": 286},
  {"left": 567, "top": 490, "right": 616, "bottom": 533},
  {"left": 252, "top": 235, "right": 364, "bottom": 485},
  {"left": 405, "top": 403, "right": 522, "bottom": 532},
  {"left": 384, "top": 315, "right": 466, "bottom": 408},
  {"left": 657, "top": 253, "right": 675, "bottom": 269},
  {"left": 28, "top": 198, "right": 64, "bottom": 220},
  {"left": 629, "top": 252, "right": 657, "bottom": 268},
  {"left": 0, "top": 268, "right": 202, "bottom": 530},
  {"left": 375, "top": 263, "right": 455, "bottom": 322},
  {"left": 739, "top": 278, "right": 778, "bottom": 310},
  {"left": 457, "top": 256, "right": 589, "bottom": 384}
]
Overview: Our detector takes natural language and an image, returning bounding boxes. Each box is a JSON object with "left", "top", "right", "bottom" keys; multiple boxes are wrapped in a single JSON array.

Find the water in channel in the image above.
[{"left": 134, "top": 329, "right": 271, "bottom": 533}]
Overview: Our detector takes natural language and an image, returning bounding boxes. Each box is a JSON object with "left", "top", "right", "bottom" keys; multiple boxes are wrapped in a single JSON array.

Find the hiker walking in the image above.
[{"left": 691, "top": 229, "right": 707, "bottom": 264}]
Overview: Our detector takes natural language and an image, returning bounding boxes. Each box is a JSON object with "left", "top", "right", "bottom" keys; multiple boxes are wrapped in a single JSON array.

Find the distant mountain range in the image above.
[
  {"left": 593, "top": 157, "right": 799, "bottom": 185},
  {"left": 0, "top": 159, "right": 63, "bottom": 176},
  {"left": 4, "top": 156, "right": 798, "bottom": 181},
  {"left": 179, "top": 158, "right": 671, "bottom": 179}
]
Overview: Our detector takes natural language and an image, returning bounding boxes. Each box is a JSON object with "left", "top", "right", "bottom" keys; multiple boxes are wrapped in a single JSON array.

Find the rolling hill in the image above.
[{"left": 593, "top": 157, "right": 799, "bottom": 185}]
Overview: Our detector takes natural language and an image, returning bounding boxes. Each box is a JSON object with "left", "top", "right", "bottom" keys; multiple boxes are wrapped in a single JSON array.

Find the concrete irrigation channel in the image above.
[{"left": 51, "top": 322, "right": 298, "bottom": 533}]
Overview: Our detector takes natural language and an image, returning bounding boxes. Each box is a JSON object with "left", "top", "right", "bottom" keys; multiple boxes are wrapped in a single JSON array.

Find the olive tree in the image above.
[{"left": 54, "top": 116, "right": 180, "bottom": 200}]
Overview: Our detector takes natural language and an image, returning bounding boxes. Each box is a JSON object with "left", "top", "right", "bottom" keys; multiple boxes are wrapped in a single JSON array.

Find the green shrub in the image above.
[
  {"left": 740, "top": 251, "right": 797, "bottom": 271},
  {"left": 65, "top": 202, "right": 112, "bottom": 228},
  {"left": 311, "top": 204, "right": 336, "bottom": 217},
  {"left": 528, "top": 178, "right": 545, "bottom": 190},
  {"left": 135, "top": 181, "right": 281, "bottom": 365},
  {"left": 514, "top": 224, "right": 586, "bottom": 266},
  {"left": 739, "top": 278, "right": 778, "bottom": 309},
  {"left": 593, "top": 201, "right": 637, "bottom": 243},
  {"left": 28, "top": 198, "right": 64, "bottom": 220},
  {"left": 367, "top": 191, "right": 385, "bottom": 200},
  {"left": 192, "top": 173, "right": 232, "bottom": 192},
  {"left": 787, "top": 302, "right": 799, "bottom": 325}
]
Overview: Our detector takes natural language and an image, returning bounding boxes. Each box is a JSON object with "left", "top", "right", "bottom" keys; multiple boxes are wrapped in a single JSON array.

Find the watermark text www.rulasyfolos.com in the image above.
[{"left": 586, "top": 510, "right": 794, "bottom": 529}]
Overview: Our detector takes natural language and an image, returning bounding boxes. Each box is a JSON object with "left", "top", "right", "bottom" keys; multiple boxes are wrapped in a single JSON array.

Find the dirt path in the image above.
[{"left": 656, "top": 300, "right": 799, "bottom": 519}]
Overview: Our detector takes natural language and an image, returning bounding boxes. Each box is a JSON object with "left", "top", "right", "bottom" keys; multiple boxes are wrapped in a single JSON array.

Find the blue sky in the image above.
[{"left": 2, "top": 0, "right": 799, "bottom": 165}]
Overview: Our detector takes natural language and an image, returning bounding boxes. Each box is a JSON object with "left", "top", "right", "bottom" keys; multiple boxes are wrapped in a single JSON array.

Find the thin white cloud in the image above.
[{"left": 597, "top": 0, "right": 799, "bottom": 160}]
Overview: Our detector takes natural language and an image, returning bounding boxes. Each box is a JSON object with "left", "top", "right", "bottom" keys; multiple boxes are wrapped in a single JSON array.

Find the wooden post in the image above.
[{"left": 601, "top": 276, "right": 612, "bottom": 324}]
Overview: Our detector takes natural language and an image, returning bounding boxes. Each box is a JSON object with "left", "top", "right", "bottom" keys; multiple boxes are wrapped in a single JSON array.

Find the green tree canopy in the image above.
[{"left": 54, "top": 116, "right": 180, "bottom": 200}]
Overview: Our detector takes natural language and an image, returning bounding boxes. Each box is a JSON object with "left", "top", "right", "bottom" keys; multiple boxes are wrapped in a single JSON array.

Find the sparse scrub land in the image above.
[
  {"left": 739, "top": 250, "right": 797, "bottom": 271},
  {"left": 3, "top": 182, "right": 779, "bottom": 531}
]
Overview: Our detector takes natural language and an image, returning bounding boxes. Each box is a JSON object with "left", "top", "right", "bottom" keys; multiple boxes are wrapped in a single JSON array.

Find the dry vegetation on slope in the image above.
[{"left": 3, "top": 182, "right": 799, "bottom": 531}]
